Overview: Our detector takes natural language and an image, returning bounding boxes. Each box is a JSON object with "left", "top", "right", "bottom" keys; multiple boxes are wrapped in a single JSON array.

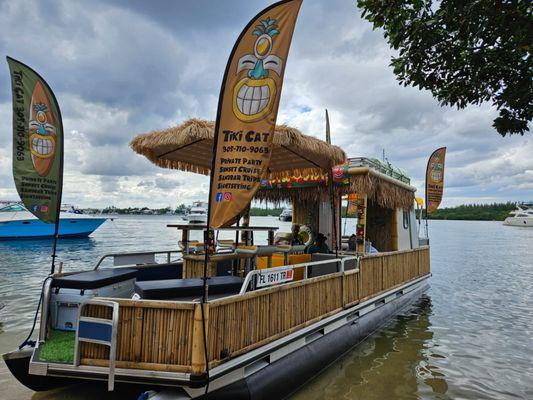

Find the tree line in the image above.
[{"left": 424, "top": 202, "right": 520, "bottom": 221}]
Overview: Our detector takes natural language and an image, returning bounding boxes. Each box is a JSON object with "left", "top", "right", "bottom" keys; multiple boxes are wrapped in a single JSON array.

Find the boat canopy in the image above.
[
  {"left": 345, "top": 158, "right": 416, "bottom": 210},
  {"left": 131, "top": 119, "right": 415, "bottom": 209},
  {"left": 131, "top": 118, "right": 346, "bottom": 181}
]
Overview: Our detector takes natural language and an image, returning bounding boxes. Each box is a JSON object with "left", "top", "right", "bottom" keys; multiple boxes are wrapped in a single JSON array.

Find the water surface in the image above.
[{"left": 0, "top": 217, "right": 532, "bottom": 399}]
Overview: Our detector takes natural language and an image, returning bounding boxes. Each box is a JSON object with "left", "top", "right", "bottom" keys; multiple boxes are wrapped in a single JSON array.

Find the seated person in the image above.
[
  {"left": 348, "top": 234, "right": 357, "bottom": 251},
  {"left": 274, "top": 224, "right": 303, "bottom": 246},
  {"left": 365, "top": 240, "right": 379, "bottom": 254},
  {"left": 290, "top": 224, "right": 304, "bottom": 245},
  {"left": 305, "top": 233, "right": 330, "bottom": 254}
]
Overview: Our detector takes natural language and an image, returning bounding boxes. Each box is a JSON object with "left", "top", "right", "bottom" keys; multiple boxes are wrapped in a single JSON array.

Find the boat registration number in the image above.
[{"left": 257, "top": 268, "right": 294, "bottom": 288}]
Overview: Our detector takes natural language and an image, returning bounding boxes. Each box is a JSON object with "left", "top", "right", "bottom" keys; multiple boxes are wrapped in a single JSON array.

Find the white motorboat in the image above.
[
  {"left": 0, "top": 203, "right": 107, "bottom": 239},
  {"left": 187, "top": 201, "right": 208, "bottom": 224},
  {"left": 503, "top": 205, "right": 533, "bottom": 227},
  {"left": 279, "top": 207, "right": 292, "bottom": 221}
]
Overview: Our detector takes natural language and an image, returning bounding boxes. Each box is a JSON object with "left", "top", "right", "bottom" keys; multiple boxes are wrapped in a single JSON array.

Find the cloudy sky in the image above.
[{"left": 0, "top": 0, "right": 531, "bottom": 209}]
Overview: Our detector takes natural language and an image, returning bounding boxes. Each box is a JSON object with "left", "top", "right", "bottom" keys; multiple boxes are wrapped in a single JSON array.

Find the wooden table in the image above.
[
  {"left": 167, "top": 224, "right": 280, "bottom": 252},
  {"left": 182, "top": 252, "right": 256, "bottom": 278}
]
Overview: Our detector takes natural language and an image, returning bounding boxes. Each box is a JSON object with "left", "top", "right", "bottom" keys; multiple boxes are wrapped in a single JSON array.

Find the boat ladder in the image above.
[{"left": 73, "top": 299, "right": 119, "bottom": 391}]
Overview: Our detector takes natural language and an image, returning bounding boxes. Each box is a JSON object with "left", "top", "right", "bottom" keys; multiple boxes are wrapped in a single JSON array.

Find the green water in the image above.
[{"left": 1, "top": 216, "right": 532, "bottom": 399}]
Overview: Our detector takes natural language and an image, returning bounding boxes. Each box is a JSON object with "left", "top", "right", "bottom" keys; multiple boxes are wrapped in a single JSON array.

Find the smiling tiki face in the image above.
[
  {"left": 233, "top": 18, "right": 283, "bottom": 122},
  {"left": 28, "top": 81, "right": 56, "bottom": 176}
]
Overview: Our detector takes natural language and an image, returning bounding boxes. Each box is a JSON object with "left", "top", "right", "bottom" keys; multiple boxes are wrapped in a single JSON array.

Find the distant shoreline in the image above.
[
  {"left": 423, "top": 202, "right": 519, "bottom": 221},
  {"left": 81, "top": 202, "right": 522, "bottom": 221}
]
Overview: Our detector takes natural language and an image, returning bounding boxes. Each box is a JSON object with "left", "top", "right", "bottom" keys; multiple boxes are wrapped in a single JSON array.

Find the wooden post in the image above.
[
  {"left": 132, "top": 306, "right": 144, "bottom": 362},
  {"left": 182, "top": 228, "right": 190, "bottom": 254},
  {"left": 356, "top": 195, "right": 367, "bottom": 255},
  {"left": 191, "top": 303, "right": 209, "bottom": 374},
  {"left": 358, "top": 258, "right": 363, "bottom": 301},
  {"left": 391, "top": 209, "right": 399, "bottom": 251}
]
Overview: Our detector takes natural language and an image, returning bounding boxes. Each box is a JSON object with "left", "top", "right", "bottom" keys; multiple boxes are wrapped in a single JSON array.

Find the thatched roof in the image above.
[
  {"left": 131, "top": 118, "right": 346, "bottom": 180},
  {"left": 346, "top": 168, "right": 416, "bottom": 210},
  {"left": 256, "top": 167, "right": 416, "bottom": 210}
]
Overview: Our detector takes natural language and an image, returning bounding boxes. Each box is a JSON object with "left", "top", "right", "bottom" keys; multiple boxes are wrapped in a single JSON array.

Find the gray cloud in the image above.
[{"left": 0, "top": 0, "right": 530, "bottom": 208}]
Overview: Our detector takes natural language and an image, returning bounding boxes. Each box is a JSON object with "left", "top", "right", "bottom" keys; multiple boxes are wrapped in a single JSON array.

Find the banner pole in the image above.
[
  {"left": 200, "top": 0, "right": 302, "bottom": 392},
  {"left": 50, "top": 223, "right": 59, "bottom": 274},
  {"left": 425, "top": 207, "right": 429, "bottom": 238},
  {"left": 6, "top": 57, "right": 64, "bottom": 275},
  {"left": 328, "top": 171, "right": 339, "bottom": 257},
  {"left": 48, "top": 86, "right": 64, "bottom": 276},
  {"left": 325, "top": 110, "right": 338, "bottom": 256}
]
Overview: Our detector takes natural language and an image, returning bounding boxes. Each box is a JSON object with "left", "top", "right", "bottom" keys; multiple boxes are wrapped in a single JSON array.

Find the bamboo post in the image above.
[
  {"left": 342, "top": 270, "right": 347, "bottom": 307},
  {"left": 191, "top": 303, "right": 209, "bottom": 374},
  {"left": 358, "top": 258, "right": 363, "bottom": 300},
  {"left": 391, "top": 209, "right": 399, "bottom": 251},
  {"left": 132, "top": 306, "right": 143, "bottom": 362},
  {"left": 356, "top": 195, "right": 367, "bottom": 255}
]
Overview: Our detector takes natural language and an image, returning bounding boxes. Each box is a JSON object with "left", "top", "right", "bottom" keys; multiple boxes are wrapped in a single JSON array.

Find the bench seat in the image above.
[
  {"left": 134, "top": 276, "right": 244, "bottom": 300},
  {"left": 52, "top": 268, "right": 137, "bottom": 290}
]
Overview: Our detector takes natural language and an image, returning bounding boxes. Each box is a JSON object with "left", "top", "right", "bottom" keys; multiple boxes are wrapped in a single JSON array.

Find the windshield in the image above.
[{"left": 0, "top": 204, "right": 26, "bottom": 212}]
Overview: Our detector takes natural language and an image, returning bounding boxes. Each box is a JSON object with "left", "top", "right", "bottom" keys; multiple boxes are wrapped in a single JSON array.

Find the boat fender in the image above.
[{"left": 299, "top": 225, "right": 314, "bottom": 247}]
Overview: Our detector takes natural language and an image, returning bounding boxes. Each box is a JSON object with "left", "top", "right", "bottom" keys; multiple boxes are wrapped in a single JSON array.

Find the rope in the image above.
[
  {"left": 109, "top": 218, "right": 129, "bottom": 238},
  {"left": 19, "top": 276, "right": 51, "bottom": 350}
]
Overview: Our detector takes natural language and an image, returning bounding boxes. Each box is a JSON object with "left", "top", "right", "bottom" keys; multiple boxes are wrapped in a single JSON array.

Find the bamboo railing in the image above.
[
  {"left": 80, "top": 299, "right": 196, "bottom": 372},
  {"left": 78, "top": 247, "right": 430, "bottom": 374},
  {"left": 207, "top": 272, "right": 344, "bottom": 366}
]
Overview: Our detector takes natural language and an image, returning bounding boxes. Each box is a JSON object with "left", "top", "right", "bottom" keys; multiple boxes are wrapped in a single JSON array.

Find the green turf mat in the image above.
[{"left": 39, "top": 330, "right": 75, "bottom": 363}]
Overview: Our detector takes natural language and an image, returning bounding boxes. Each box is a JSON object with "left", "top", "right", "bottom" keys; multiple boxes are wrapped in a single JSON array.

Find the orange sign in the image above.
[
  {"left": 208, "top": 0, "right": 302, "bottom": 229},
  {"left": 425, "top": 147, "right": 446, "bottom": 214},
  {"left": 347, "top": 193, "right": 358, "bottom": 215}
]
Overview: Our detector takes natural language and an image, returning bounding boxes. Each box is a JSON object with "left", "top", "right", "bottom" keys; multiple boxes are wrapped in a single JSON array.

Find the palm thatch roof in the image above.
[
  {"left": 131, "top": 118, "right": 346, "bottom": 180},
  {"left": 255, "top": 174, "right": 415, "bottom": 210},
  {"left": 346, "top": 171, "right": 415, "bottom": 210}
]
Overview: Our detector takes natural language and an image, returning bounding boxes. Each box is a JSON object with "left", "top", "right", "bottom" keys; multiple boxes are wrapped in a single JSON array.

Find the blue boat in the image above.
[{"left": 0, "top": 203, "right": 107, "bottom": 239}]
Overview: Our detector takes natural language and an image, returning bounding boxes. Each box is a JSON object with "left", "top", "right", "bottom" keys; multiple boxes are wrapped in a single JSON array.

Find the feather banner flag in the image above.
[
  {"left": 425, "top": 147, "right": 446, "bottom": 215},
  {"left": 7, "top": 57, "right": 64, "bottom": 224},
  {"left": 208, "top": 0, "right": 302, "bottom": 229}
]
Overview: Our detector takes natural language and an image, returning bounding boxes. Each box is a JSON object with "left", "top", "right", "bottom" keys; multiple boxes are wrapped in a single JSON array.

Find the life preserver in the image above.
[{"left": 299, "top": 225, "right": 314, "bottom": 247}]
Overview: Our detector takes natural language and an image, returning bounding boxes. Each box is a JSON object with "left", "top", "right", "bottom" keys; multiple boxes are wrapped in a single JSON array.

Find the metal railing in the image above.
[
  {"left": 73, "top": 299, "right": 119, "bottom": 391},
  {"left": 238, "top": 256, "right": 359, "bottom": 295},
  {"left": 93, "top": 249, "right": 182, "bottom": 270},
  {"left": 348, "top": 157, "right": 411, "bottom": 184}
]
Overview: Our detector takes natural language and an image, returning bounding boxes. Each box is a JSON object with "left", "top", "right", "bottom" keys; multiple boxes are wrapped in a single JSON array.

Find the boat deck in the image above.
[{"left": 34, "top": 248, "right": 430, "bottom": 377}]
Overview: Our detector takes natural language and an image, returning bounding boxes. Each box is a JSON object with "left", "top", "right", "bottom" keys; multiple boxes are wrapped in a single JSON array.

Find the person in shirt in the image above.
[
  {"left": 305, "top": 233, "right": 330, "bottom": 254},
  {"left": 274, "top": 224, "right": 303, "bottom": 246}
]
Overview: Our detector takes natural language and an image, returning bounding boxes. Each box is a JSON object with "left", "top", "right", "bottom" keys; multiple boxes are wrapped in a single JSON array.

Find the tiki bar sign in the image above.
[
  {"left": 7, "top": 57, "right": 64, "bottom": 224},
  {"left": 425, "top": 147, "right": 446, "bottom": 215},
  {"left": 209, "top": 0, "right": 302, "bottom": 229}
]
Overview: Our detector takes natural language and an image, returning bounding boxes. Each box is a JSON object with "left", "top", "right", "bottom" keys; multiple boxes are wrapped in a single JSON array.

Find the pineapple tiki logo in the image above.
[
  {"left": 28, "top": 81, "right": 57, "bottom": 176},
  {"left": 233, "top": 17, "right": 283, "bottom": 122}
]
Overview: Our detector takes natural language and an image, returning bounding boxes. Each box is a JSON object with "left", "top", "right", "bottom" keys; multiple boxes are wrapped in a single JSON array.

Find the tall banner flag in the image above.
[
  {"left": 7, "top": 57, "right": 64, "bottom": 225},
  {"left": 425, "top": 147, "right": 446, "bottom": 215},
  {"left": 208, "top": 0, "right": 302, "bottom": 229}
]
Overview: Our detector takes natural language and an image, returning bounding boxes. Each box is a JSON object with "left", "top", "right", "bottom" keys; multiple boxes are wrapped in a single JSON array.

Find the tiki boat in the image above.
[{"left": 4, "top": 119, "right": 431, "bottom": 399}]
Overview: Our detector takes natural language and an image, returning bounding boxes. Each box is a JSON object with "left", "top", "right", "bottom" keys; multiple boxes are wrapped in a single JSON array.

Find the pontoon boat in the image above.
[{"left": 3, "top": 120, "right": 431, "bottom": 399}]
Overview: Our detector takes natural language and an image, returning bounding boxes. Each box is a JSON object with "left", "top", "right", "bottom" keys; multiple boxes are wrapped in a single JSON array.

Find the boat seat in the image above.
[
  {"left": 128, "top": 262, "right": 183, "bottom": 281},
  {"left": 134, "top": 276, "right": 244, "bottom": 300},
  {"left": 52, "top": 268, "right": 137, "bottom": 290}
]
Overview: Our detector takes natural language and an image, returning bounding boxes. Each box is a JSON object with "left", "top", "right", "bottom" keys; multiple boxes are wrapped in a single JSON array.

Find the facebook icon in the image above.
[{"left": 216, "top": 192, "right": 223, "bottom": 203}]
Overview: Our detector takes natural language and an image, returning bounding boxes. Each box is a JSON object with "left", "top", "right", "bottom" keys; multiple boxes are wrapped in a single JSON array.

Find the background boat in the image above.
[
  {"left": 0, "top": 203, "right": 107, "bottom": 239},
  {"left": 503, "top": 204, "right": 533, "bottom": 227},
  {"left": 279, "top": 207, "right": 292, "bottom": 221},
  {"left": 187, "top": 201, "right": 207, "bottom": 224}
]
